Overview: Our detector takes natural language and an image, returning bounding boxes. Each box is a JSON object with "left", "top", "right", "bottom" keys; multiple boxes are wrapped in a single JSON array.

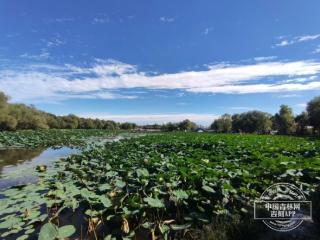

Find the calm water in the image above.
[{"left": 0, "top": 147, "right": 78, "bottom": 189}]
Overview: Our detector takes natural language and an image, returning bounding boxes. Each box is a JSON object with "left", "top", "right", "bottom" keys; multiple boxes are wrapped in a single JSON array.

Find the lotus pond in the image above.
[
  {"left": 0, "top": 132, "right": 320, "bottom": 240},
  {"left": 0, "top": 129, "right": 117, "bottom": 148}
]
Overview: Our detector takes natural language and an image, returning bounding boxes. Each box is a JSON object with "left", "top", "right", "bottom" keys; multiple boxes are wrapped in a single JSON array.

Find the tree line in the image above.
[
  {"left": 0, "top": 92, "right": 136, "bottom": 131},
  {"left": 1, "top": 90, "right": 319, "bottom": 135},
  {"left": 210, "top": 96, "right": 320, "bottom": 135}
]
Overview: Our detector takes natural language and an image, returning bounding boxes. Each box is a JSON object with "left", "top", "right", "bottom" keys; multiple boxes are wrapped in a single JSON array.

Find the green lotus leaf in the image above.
[
  {"left": 144, "top": 197, "right": 165, "bottom": 208},
  {"left": 100, "top": 196, "right": 112, "bottom": 208},
  {"left": 38, "top": 223, "right": 59, "bottom": 240},
  {"left": 57, "top": 225, "right": 76, "bottom": 238}
]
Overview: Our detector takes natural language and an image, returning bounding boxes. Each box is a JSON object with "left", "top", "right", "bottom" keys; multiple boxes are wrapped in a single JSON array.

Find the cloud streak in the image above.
[
  {"left": 1, "top": 59, "right": 320, "bottom": 103},
  {"left": 275, "top": 34, "right": 320, "bottom": 47}
]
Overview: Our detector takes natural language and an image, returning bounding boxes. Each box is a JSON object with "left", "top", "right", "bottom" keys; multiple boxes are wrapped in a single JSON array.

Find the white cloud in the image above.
[
  {"left": 276, "top": 40, "right": 290, "bottom": 47},
  {"left": 79, "top": 113, "right": 218, "bottom": 125},
  {"left": 159, "top": 17, "right": 175, "bottom": 22},
  {"left": 188, "top": 82, "right": 320, "bottom": 94},
  {"left": 254, "top": 56, "right": 277, "bottom": 62},
  {"left": 276, "top": 94, "right": 301, "bottom": 98},
  {"left": 296, "top": 103, "right": 307, "bottom": 108},
  {"left": 275, "top": 34, "right": 320, "bottom": 47},
  {"left": 2, "top": 59, "right": 320, "bottom": 102},
  {"left": 229, "top": 107, "right": 254, "bottom": 111},
  {"left": 296, "top": 34, "right": 320, "bottom": 42},
  {"left": 282, "top": 75, "right": 318, "bottom": 83}
]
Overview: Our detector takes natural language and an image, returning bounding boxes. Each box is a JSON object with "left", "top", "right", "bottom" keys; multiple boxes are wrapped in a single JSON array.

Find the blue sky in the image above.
[{"left": 1, "top": 0, "right": 320, "bottom": 125}]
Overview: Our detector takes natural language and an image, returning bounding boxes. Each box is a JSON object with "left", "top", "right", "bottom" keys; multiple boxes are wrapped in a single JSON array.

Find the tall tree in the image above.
[
  {"left": 234, "top": 111, "right": 272, "bottom": 134},
  {"left": 274, "top": 105, "right": 296, "bottom": 135},
  {"left": 295, "top": 112, "right": 309, "bottom": 135},
  {"left": 211, "top": 114, "right": 232, "bottom": 133},
  {"left": 307, "top": 96, "right": 320, "bottom": 134}
]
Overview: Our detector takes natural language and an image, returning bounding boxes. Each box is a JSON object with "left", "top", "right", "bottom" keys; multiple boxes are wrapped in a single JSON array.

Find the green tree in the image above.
[
  {"left": 231, "top": 114, "right": 242, "bottom": 133},
  {"left": 274, "top": 105, "right": 296, "bottom": 135},
  {"left": 307, "top": 96, "right": 320, "bottom": 134},
  {"left": 61, "top": 114, "right": 79, "bottom": 129},
  {"left": 244, "top": 111, "right": 271, "bottom": 134},
  {"left": 178, "top": 119, "right": 197, "bottom": 131},
  {"left": 0, "top": 92, "right": 8, "bottom": 109},
  {"left": 211, "top": 114, "right": 232, "bottom": 133},
  {"left": 161, "top": 122, "right": 179, "bottom": 132},
  {"left": 120, "top": 122, "right": 137, "bottom": 130},
  {"left": 295, "top": 112, "right": 310, "bottom": 135}
]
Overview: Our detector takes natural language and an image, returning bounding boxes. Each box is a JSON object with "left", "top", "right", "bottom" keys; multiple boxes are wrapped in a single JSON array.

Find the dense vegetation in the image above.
[
  {"left": 0, "top": 129, "right": 116, "bottom": 148},
  {"left": 0, "top": 92, "right": 136, "bottom": 131},
  {"left": 0, "top": 133, "right": 319, "bottom": 239},
  {"left": 211, "top": 96, "right": 320, "bottom": 135}
]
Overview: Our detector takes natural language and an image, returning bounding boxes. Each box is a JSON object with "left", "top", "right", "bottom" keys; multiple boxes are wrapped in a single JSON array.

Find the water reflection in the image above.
[{"left": 0, "top": 147, "right": 78, "bottom": 189}]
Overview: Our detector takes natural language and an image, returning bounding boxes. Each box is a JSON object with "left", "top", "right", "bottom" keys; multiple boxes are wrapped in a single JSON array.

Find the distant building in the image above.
[{"left": 196, "top": 128, "right": 205, "bottom": 133}]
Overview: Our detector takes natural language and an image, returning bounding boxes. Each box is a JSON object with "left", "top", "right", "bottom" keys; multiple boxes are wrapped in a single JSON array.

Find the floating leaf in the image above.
[
  {"left": 38, "top": 223, "right": 58, "bottom": 240},
  {"left": 58, "top": 225, "right": 76, "bottom": 238},
  {"left": 100, "top": 196, "right": 112, "bottom": 208}
]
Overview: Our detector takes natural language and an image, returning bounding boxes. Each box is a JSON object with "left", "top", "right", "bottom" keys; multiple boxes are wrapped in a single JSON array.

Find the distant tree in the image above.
[
  {"left": 211, "top": 114, "right": 232, "bottom": 133},
  {"left": 236, "top": 111, "right": 272, "bottom": 133},
  {"left": 161, "top": 122, "right": 179, "bottom": 132},
  {"left": 231, "top": 114, "right": 242, "bottom": 133},
  {"left": 307, "top": 96, "right": 320, "bottom": 135},
  {"left": 295, "top": 112, "right": 310, "bottom": 135},
  {"left": 142, "top": 124, "right": 162, "bottom": 130},
  {"left": 0, "top": 92, "right": 8, "bottom": 109},
  {"left": 103, "top": 120, "right": 118, "bottom": 130},
  {"left": 17, "top": 114, "right": 49, "bottom": 130},
  {"left": 45, "top": 114, "right": 60, "bottom": 129},
  {"left": 178, "top": 119, "right": 197, "bottom": 131},
  {"left": 274, "top": 105, "right": 296, "bottom": 135},
  {"left": 61, "top": 114, "right": 79, "bottom": 129},
  {"left": 120, "top": 122, "right": 136, "bottom": 130}
]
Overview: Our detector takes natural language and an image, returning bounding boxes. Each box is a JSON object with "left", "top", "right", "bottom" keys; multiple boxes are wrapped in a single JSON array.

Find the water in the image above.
[{"left": 0, "top": 147, "right": 78, "bottom": 189}]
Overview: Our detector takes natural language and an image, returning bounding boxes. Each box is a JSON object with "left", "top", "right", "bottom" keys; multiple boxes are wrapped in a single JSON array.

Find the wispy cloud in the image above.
[
  {"left": 159, "top": 17, "right": 175, "bottom": 22},
  {"left": 92, "top": 17, "right": 110, "bottom": 24},
  {"left": 19, "top": 49, "right": 50, "bottom": 60},
  {"left": 203, "top": 28, "right": 213, "bottom": 35},
  {"left": 45, "top": 38, "right": 65, "bottom": 47},
  {"left": 2, "top": 59, "right": 320, "bottom": 103},
  {"left": 79, "top": 113, "right": 218, "bottom": 125},
  {"left": 274, "top": 34, "right": 320, "bottom": 47},
  {"left": 313, "top": 45, "right": 320, "bottom": 54},
  {"left": 47, "top": 17, "right": 75, "bottom": 23}
]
